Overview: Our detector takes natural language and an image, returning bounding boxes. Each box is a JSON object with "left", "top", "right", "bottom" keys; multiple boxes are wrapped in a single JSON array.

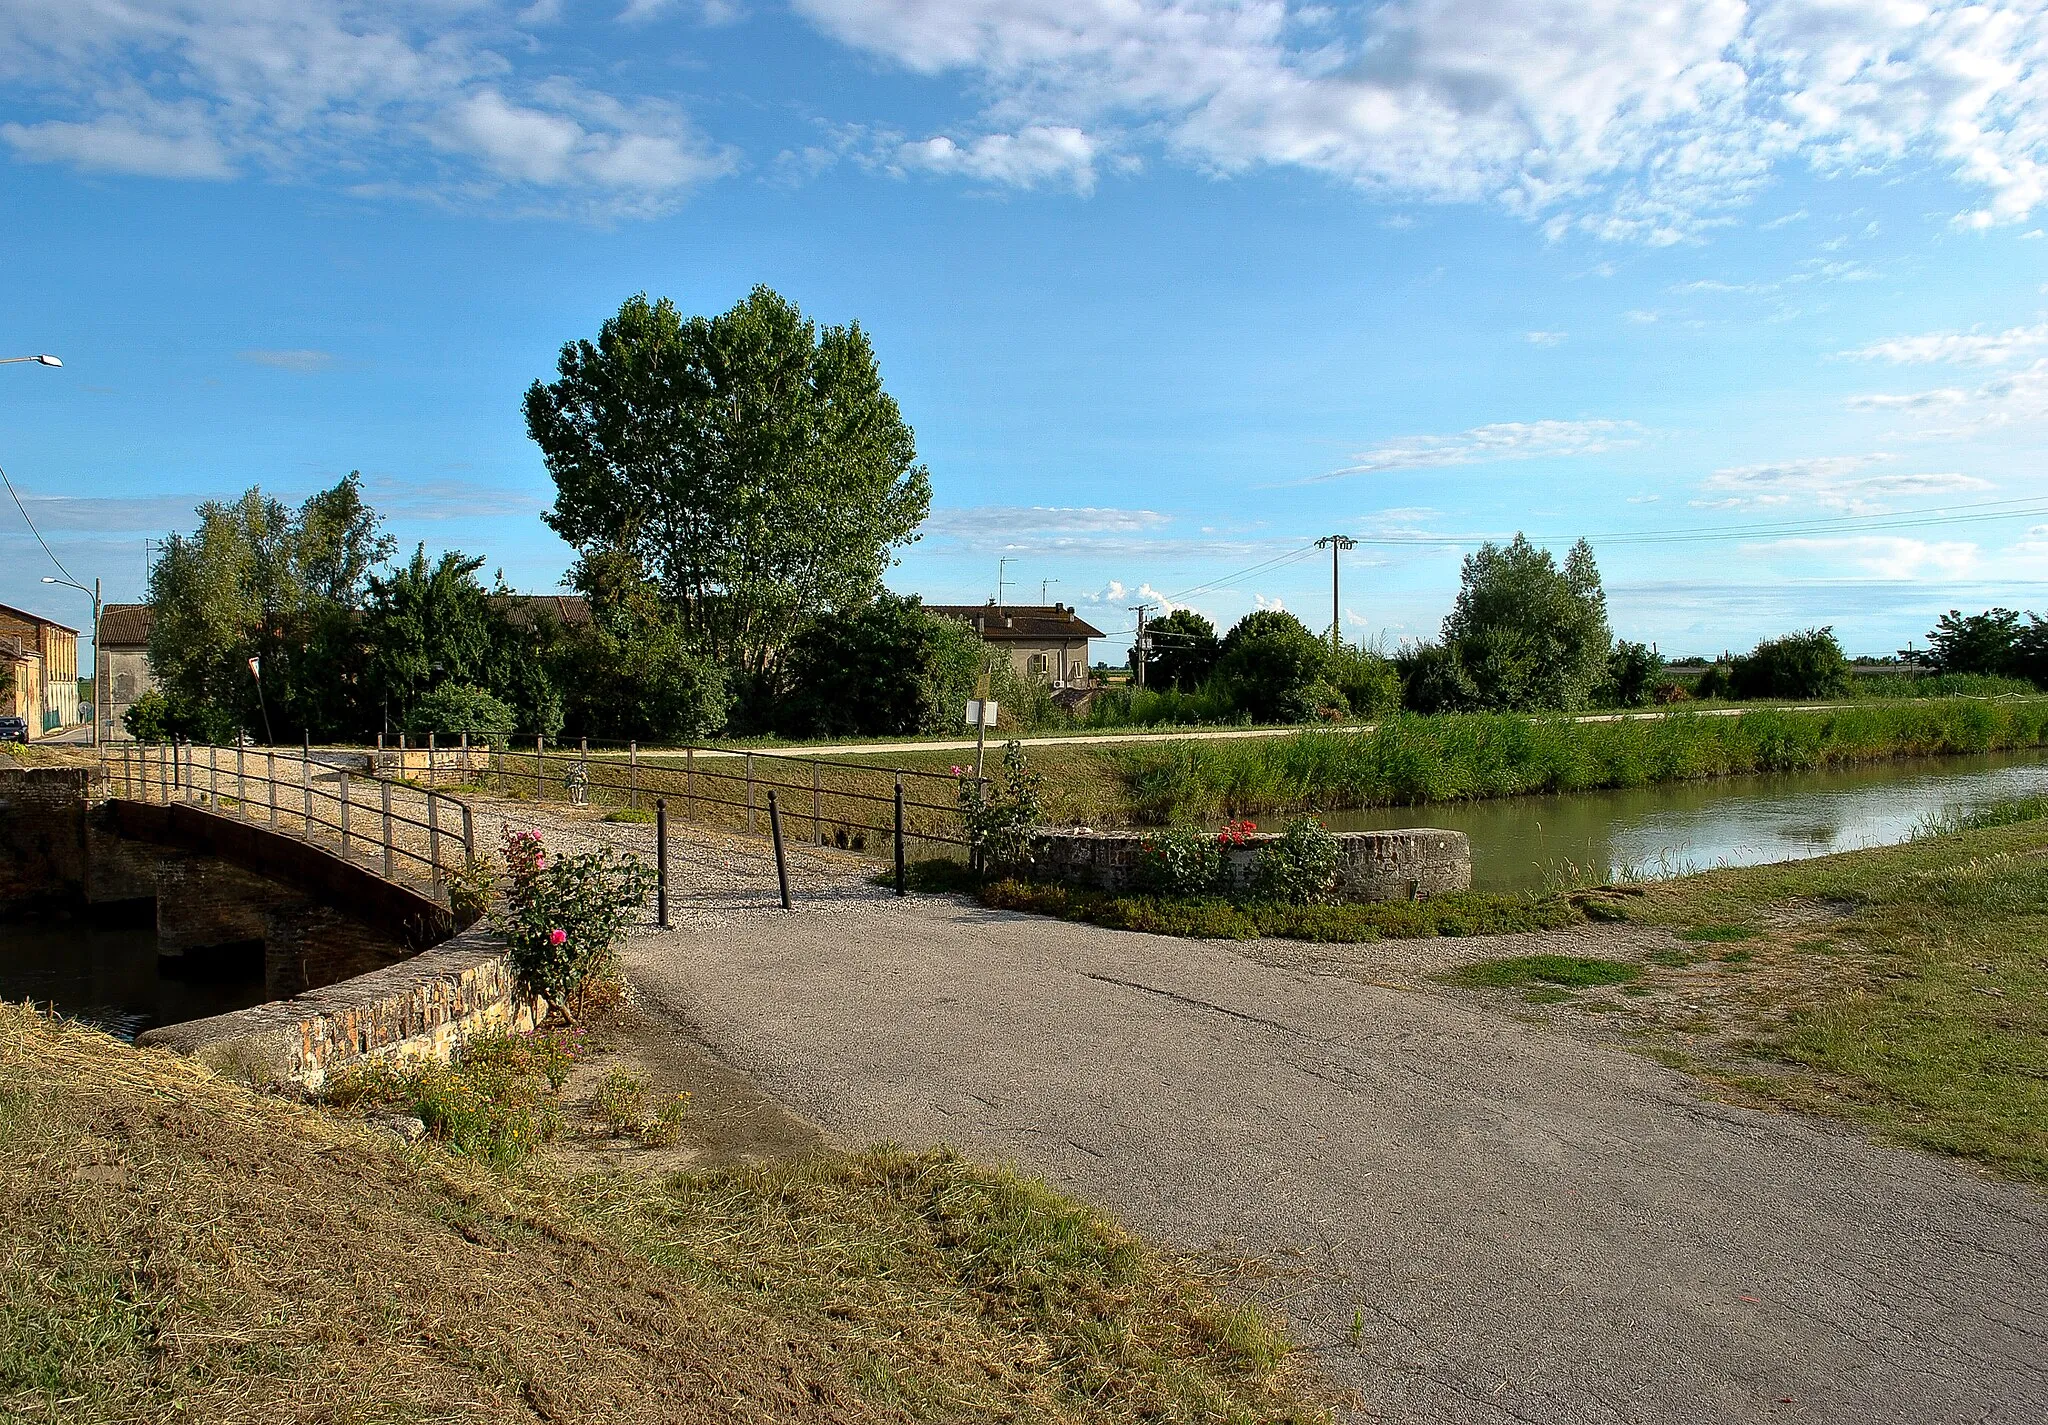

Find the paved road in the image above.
[{"left": 624, "top": 871, "right": 2048, "bottom": 1425}]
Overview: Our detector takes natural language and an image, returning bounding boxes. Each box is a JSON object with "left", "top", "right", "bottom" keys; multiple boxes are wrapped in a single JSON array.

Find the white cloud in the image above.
[
  {"left": 792, "top": 0, "right": 2048, "bottom": 237},
  {"left": 0, "top": 1, "right": 732, "bottom": 218},
  {"left": 239, "top": 348, "right": 335, "bottom": 372},
  {"left": 925, "top": 506, "right": 1171, "bottom": 535},
  {"left": 1848, "top": 358, "right": 2048, "bottom": 431},
  {"left": 1320, "top": 419, "right": 1644, "bottom": 479},
  {"left": 1524, "top": 330, "right": 1566, "bottom": 346},
  {"left": 1755, "top": 536, "right": 1982, "bottom": 580},
  {"left": 1845, "top": 323, "right": 2048, "bottom": 366},
  {"left": 1695, "top": 454, "right": 1993, "bottom": 512},
  {"left": 896, "top": 126, "right": 1098, "bottom": 191},
  {"left": 1253, "top": 592, "right": 1287, "bottom": 612}
]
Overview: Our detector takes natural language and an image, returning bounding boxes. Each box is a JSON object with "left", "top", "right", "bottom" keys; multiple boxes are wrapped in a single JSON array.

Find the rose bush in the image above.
[{"left": 493, "top": 828, "right": 655, "bottom": 1010}]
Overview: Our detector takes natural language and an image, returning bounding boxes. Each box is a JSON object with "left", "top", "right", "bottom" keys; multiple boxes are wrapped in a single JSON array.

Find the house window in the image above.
[{"left": 1027, "top": 653, "right": 1050, "bottom": 678}]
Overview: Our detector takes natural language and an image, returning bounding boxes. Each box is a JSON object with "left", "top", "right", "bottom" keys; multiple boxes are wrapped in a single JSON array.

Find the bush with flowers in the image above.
[
  {"left": 1131, "top": 827, "right": 1225, "bottom": 898},
  {"left": 494, "top": 828, "right": 656, "bottom": 1010},
  {"left": 957, "top": 741, "right": 1045, "bottom": 872}
]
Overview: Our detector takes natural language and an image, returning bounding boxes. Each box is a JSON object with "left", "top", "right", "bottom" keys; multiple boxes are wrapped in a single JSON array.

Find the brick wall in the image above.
[{"left": 0, "top": 766, "right": 92, "bottom": 910}]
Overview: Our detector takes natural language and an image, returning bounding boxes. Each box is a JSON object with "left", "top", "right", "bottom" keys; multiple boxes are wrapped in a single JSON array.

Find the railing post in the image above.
[
  {"left": 894, "top": 780, "right": 906, "bottom": 897},
  {"left": 686, "top": 746, "right": 695, "bottom": 819},
  {"left": 746, "top": 752, "right": 756, "bottom": 835},
  {"left": 428, "top": 791, "right": 442, "bottom": 891},
  {"left": 536, "top": 734, "right": 545, "bottom": 798},
  {"left": 380, "top": 778, "right": 393, "bottom": 879},
  {"left": 236, "top": 742, "right": 245, "bottom": 813},
  {"left": 210, "top": 746, "right": 219, "bottom": 808},
  {"left": 812, "top": 760, "right": 822, "bottom": 845},
  {"left": 266, "top": 750, "right": 277, "bottom": 826},
  {"left": 628, "top": 740, "right": 638, "bottom": 811},
  {"left": 461, "top": 803, "right": 474, "bottom": 866},
  {"left": 339, "top": 772, "right": 351, "bottom": 856},
  {"left": 301, "top": 750, "right": 312, "bottom": 831},
  {"left": 427, "top": 731, "right": 436, "bottom": 788},
  {"left": 768, "top": 790, "right": 792, "bottom": 909},
  {"left": 157, "top": 742, "right": 167, "bottom": 802},
  {"left": 655, "top": 797, "right": 669, "bottom": 929}
]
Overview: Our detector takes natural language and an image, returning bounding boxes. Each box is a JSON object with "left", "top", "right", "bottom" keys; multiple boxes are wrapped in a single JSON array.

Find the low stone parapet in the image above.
[
  {"left": 136, "top": 925, "right": 542, "bottom": 1093},
  {"left": 1026, "top": 825, "right": 1472, "bottom": 901}
]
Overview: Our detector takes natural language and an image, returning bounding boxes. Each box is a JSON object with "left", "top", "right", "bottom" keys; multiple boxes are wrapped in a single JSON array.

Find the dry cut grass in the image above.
[{"left": 0, "top": 1004, "right": 1331, "bottom": 1425}]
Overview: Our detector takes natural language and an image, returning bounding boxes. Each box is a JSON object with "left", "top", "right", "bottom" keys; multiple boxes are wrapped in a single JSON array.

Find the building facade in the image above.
[
  {"left": 923, "top": 603, "right": 1104, "bottom": 687},
  {"left": 96, "top": 604, "right": 155, "bottom": 743},
  {"left": 0, "top": 603, "right": 80, "bottom": 737}
]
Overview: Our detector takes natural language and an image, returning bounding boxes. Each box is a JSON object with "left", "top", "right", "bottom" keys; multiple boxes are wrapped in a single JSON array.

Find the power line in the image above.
[
  {"left": 0, "top": 461, "right": 78, "bottom": 586},
  {"left": 1352, "top": 496, "right": 2048, "bottom": 550}
]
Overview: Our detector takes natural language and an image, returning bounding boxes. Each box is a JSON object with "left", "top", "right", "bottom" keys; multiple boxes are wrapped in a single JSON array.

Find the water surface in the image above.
[
  {"left": 0, "top": 917, "right": 267, "bottom": 1041},
  {"left": 1315, "top": 750, "right": 2048, "bottom": 893}
]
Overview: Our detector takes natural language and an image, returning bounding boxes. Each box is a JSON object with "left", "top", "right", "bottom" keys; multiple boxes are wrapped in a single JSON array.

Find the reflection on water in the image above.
[
  {"left": 1317, "top": 750, "right": 2048, "bottom": 893},
  {"left": 0, "top": 917, "right": 268, "bottom": 1041}
]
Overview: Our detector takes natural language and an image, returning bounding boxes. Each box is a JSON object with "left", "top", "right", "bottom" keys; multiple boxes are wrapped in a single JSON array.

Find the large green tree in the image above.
[
  {"left": 1142, "top": 609, "right": 1220, "bottom": 692},
  {"left": 146, "top": 473, "right": 392, "bottom": 740},
  {"left": 1440, "top": 535, "right": 1611, "bottom": 711},
  {"left": 774, "top": 594, "right": 981, "bottom": 739},
  {"left": 1215, "top": 609, "right": 1334, "bottom": 723},
  {"left": 523, "top": 288, "right": 932, "bottom": 680}
]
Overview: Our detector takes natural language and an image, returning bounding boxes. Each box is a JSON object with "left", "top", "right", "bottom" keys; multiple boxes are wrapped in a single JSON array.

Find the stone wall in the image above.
[
  {"left": 1026, "top": 825, "right": 1472, "bottom": 901},
  {"left": 0, "top": 766, "right": 93, "bottom": 911},
  {"left": 137, "top": 924, "right": 542, "bottom": 1093}
]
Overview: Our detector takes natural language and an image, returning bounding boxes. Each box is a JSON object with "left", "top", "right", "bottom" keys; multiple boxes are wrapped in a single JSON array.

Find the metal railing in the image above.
[{"left": 106, "top": 741, "right": 475, "bottom": 899}]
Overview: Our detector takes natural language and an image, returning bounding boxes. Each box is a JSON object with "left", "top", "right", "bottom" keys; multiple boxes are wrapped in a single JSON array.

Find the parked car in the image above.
[{"left": 0, "top": 715, "right": 28, "bottom": 744}]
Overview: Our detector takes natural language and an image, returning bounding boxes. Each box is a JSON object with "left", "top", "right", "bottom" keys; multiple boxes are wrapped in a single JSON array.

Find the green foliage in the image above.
[
  {"left": 1596, "top": 640, "right": 1665, "bottom": 709},
  {"left": 976, "top": 878, "right": 1578, "bottom": 943},
  {"left": 1131, "top": 827, "right": 1225, "bottom": 898},
  {"left": 493, "top": 829, "right": 655, "bottom": 1007},
  {"left": 119, "top": 687, "right": 238, "bottom": 744},
  {"left": 1918, "top": 606, "right": 2048, "bottom": 689},
  {"left": 777, "top": 593, "right": 980, "bottom": 738},
  {"left": 958, "top": 741, "right": 1045, "bottom": 871},
  {"left": 1728, "top": 627, "right": 1853, "bottom": 700},
  {"left": 524, "top": 288, "right": 932, "bottom": 680},
  {"left": 1247, "top": 816, "right": 1339, "bottom": 905},
  {"left": 561, "top": 617, "right": 729, "bottom": 742},
  {"left": 1328, "top": 643, "right": 1402, "bottom": 720},
  {"left": 1439, "top": 535, "right": 1611, "bottom": 711},
  {"left": 1214, "top": 609, "right": 1331, "bottom": 723},
  {"left": 446, "top": 855, "right": 496, "bottom": 926},
  {"left": 1081, "top": 683, "right": 1244, "bottom": 729},
  {"left": 402, "top": 682, "right": 516, "bottom": 741},
  {"left": 1143, "top": 609, "right": 1220, "bottom": 692},
  {"left": 1394, "top": 640, "right": 1471, "bottom": 715},
  {"left": 1101, "top": 699, "right": 2048, "bottom": 824},
  {"left": 324, "top": 1028, "right": 587, "bottom": 1169}
]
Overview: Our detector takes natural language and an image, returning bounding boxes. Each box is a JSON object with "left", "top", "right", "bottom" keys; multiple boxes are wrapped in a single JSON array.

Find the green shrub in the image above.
[
  {"left": 1729, "top": 628, "right": 1852, "bottom": 700},
  {"left": 1597, "top": 640, "right": 1665, "bottom": 709},
  {"left": 1248, "top": 816, "right": 1339, "bottom": 905},
  {"left": 959, "top": 741, "right": 1045, "bottom": 871},
  {"left": 404, "top": 682, "right": 516, "bottom": 741},
  {"left": 325, "top": 1028, "right": 588, "bottom": 1169},
  {"left": 1132, "top": 827, "right": 1225, "bottom": 898},
  {"left": 1214, "top": 610, "right": 1329, "bottom": 724},
  {"left": 777, "top": 594, "right": 982, "bottom": 738},
  {"left": 494, "top": 829, "right": 656, "bottom": 1007}
]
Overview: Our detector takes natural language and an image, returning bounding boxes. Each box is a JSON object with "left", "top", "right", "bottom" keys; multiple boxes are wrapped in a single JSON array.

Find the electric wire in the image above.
[{"left": 0, "top": 460, "right": 78, "bottom": 585}]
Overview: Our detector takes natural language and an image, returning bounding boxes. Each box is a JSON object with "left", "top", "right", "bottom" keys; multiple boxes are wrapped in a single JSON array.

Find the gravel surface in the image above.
[{"left": 622, "top": 861, "right": 2048, "bottom": 1425}]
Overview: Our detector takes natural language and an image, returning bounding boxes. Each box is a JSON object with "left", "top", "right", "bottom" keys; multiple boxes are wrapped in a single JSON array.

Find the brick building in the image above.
[
  {"left": 923, "top": 602, "right": 1104, "bottom": 687},
  {"left": 0, "top": 602, "right": 80, "bottom": 737}
]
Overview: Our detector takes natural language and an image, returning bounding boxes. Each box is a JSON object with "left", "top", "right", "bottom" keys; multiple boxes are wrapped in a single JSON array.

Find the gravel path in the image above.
[{"left": 620, "top": 863, "right": 2048, "bottom": 1425}]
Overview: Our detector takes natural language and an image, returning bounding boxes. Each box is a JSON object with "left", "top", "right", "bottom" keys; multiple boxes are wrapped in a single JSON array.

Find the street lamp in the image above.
[
  {"left": 40, "top": 575, "right": 101, "bottom": 749},
  {"left": 0, "top": 355, "right": 62, "bottom": 367}
]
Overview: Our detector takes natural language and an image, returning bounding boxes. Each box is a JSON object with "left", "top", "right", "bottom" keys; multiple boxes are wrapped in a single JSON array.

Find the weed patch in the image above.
[{"left": 1448, "top": 955, "right": 1641, "bottom": 989}]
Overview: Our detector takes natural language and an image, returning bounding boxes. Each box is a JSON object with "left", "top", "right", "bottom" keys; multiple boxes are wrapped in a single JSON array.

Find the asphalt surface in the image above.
[{"left": 623, "top": 855, "right": 2048, "bottom": 1425}]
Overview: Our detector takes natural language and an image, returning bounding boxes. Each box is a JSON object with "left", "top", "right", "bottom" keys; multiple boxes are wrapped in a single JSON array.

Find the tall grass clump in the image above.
[{"left": 1106, "top": 699, "right": 2048, "bottom": 823}]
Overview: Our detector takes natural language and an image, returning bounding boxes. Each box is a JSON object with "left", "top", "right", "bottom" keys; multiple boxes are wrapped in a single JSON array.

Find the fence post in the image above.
[
  {"left": 536, "top": 734, "right": 545, "bottom": 798},
  {"left": 267, "top": 750, "right": 277, "bottom": 826},
  {"left": 427, "top": 731, "right": 436, "bottom": 788},
  {"left": 380, "top": 778, "right": 393, "bottom": 879},
  {"left": 158, "top": 742, "right": 168, "bottom": 802},
  {"left": 686, "top": 746, "right": 695, "bottom": 819},
  {"left": 812, "top": 761, "right": 822, "bottom": 844},
  {"left": 208, "top": 746, "right": 218, "bottom": 807},
  {"left": 655, "top": 798, "right": 670, "bottom": 929},
  {"left": 236, "top": 742, "right": 245, "bottom": 812},
  {"left": 746, "top": 752, "right": 756, "bottom": 835},
  {"left": 628, "top": 741, "right": 638, "bottom": 811},
  {"left": 461, "top": 803, "right": 474, "bottom": 866},
  {"left": 301, "top": 751, "right": 312, "bottom": 832},
  {"left": 339, "top": 772, "right": 351, "bottom": 855},
  {"left": 428, "top": 791, "right": 442, "bottom": 891},
  {"left": 894, "top": 780, "right": 906, "bottom": 897},
  {"left": 768, "top": 790, "right": 792, "bottom": 909}
]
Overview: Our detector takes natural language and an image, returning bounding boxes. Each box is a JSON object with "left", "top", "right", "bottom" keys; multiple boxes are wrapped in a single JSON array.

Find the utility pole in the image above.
[
  {"left": 997, "top": 556, "right": 1014, "bottom": 611},
  {"left": 1128, "top": 604, "right": 1154, "bottom": 688},
  {"left": 1316, "top": 534, "right": 1357, "bottom": 650}
]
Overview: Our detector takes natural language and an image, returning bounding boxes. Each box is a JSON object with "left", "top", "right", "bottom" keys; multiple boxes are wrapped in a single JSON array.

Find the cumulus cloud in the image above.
[
  {"left": 1848, "top": 358, "right": 2048, "bottom": 431},
  {"left": 924, "top": 506, "right": 1171, "bottom": 535},
  {"left": 239, "top": 348, "right": 335, "bottom": 372},
  {"left": 896, "top": 126, "right": 1098, "bottom": 191},
  {"left": 0, "top": 1, "right": 733, "bottom": 218},
  {"left": 1755, "top": 536, "right": 1981, "bottom": 580},
  {"left": 792, "top": 0, "right": 2048, "bottom": 237},
  {"left": 1525, "top": 331, "right": 1566, "bottom": 346},
  {"left": 1694, "top": 455, "right": 1993, "bottom": 513},
  {"left": 1319, "top": 419, "right": 1644, "bottom": 479}
]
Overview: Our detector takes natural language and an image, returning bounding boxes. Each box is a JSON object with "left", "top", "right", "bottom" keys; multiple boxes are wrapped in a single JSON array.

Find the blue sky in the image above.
[{"left": 3, "top": 0, "right": 2046, "bottom": 665}]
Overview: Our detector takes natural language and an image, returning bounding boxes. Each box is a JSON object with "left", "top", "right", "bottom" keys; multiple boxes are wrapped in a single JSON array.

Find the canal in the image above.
[
  {"left": 0, "top": 915, "right": 267, "bottom": 1042},
  {"left": 1320, "top": 748, "right": 2048, "bottom": 892}
]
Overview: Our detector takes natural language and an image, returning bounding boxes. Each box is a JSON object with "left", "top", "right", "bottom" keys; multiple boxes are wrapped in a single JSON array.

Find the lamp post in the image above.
[
  {"left": 39, "top": 575, "right": 100, "bottom": 749},
  {"left": 0, "top": 355, "right": 62, "bottom": 367},
  {"left": 248, "top": 656, "right": 274, "bottom": 745}
]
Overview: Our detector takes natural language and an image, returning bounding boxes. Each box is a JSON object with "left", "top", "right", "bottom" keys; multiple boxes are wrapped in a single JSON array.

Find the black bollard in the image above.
[
  {"left": 893, "top": 780, "right": 906, "bottom": 897},
  {"left": 655, "top": 798, "right": 670, "bottom": 929},
  {"left": 767, "top": 790, "right": 792, "bottom": 910}
]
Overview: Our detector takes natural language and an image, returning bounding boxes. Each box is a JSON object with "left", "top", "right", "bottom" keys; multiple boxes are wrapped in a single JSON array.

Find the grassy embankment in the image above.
[
  {"left": 0, "top": 1004, "right": 1331, "bottom": 1425},
  {"left": 1439, "top": 799, "right": 2048, "bottom": 1183}
]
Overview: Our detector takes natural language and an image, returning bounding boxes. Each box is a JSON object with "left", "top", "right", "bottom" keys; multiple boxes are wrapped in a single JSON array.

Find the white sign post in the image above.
[{"left": 965, "top": 681, "right": 998, "bottom": 780}]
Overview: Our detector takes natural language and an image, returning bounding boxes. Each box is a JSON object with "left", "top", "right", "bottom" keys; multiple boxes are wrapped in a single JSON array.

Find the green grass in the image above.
[
  {"left": 1446, "top": 954, "right": 1641, "bottom": 989},
  {"left": 1595, "top": 815, "right": 2048, "bottom": 1182},
  {"left": 971, "top": 876, "right": 1581, "bottom": 943},
  {"left": 1679, "top": 923, "right": 1760, "bottom": 943}
]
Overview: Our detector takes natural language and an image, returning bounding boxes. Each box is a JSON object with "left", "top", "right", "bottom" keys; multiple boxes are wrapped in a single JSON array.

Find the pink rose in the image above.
[{"left": 548, "top": 928, "right": 566, "bottom": 946}]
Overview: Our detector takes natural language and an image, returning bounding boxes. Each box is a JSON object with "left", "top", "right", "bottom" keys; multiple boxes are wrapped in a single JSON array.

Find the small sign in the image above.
[
  {"left": 964, "top": 699, "right": 998, "bottom": 727},
  {"left": 974, "top": 673, "right": 991, "bottom": 700}
]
